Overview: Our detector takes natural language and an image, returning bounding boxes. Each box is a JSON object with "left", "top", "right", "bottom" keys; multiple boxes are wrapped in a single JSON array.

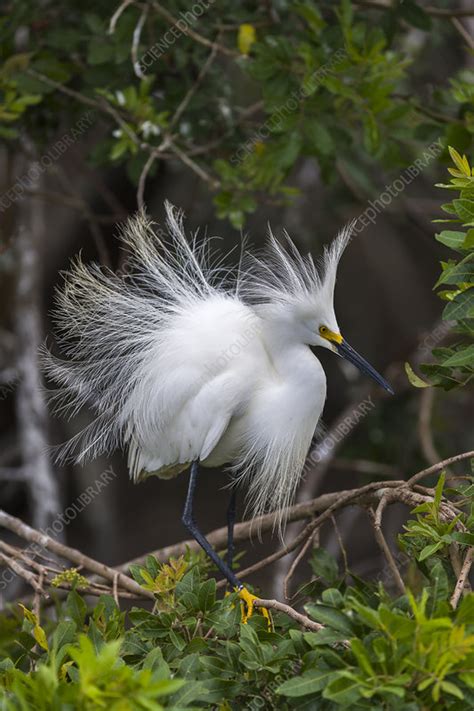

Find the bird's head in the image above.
[
  {"left": 304, "top": 228, "right": 393, "bottom": 395},
  {"left": 311, "top": 316, "right": 393, "bottom": 395},
  {"left": 252, "top": 222, "right": 394, "bottom": 395}
]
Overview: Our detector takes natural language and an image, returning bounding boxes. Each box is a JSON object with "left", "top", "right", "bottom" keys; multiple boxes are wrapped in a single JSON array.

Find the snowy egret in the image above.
[{"left": 44, "top": 202, "right": 393, "bottom": 623}]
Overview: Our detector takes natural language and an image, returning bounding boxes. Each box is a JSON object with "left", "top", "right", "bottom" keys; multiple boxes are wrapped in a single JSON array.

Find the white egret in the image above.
[{"left": 44, "top": 202, "right": 393, "bottom": 624}]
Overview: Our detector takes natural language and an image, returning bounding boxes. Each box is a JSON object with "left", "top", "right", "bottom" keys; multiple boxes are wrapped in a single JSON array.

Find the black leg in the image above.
[
  {"left": 226, "top": 489, "right": 237, "bottom": 570},
  {"left": 182, "top": 461, "right": 242, "bottom": 590}
]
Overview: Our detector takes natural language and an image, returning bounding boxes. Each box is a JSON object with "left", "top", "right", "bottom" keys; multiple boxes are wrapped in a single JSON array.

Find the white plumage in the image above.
[{"left": 44, "top": 202, "right": 390, "bottom": 533}]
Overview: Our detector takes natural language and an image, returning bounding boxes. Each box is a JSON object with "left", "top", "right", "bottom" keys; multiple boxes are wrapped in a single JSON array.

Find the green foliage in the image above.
[
  {"left": 1, "top": 1, "right": 473, "bottom": 226},
  {"left": 401, "top": 472, "right": 474, "bottom": 563},
  {"left": 406, "top": 147, "right": 474, "bottom": 390},
  {"left": 1, "top": 479, "right": 474, "bottom": 709}
]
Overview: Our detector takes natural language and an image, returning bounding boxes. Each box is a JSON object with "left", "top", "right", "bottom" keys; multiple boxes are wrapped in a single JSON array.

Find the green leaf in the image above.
[
  {"left": 88, "top": 38, "right": 115, "bottom": 65},
  {"left": 323, "top": 672, "right": 362, "bottom": 705},
  {"left": 305, "top": 122, "right": 334, "bottom": 156},
  {"left": 148, "top": 679, "right": 185, "bottom": 697},
  {"left": 65, "top": 590, "right": 87, "bottom": 627},
  {"left": 52, "top": 620, "right": 77, "bottom": 655},
  {"left": 309, "top": 548, "right": 339, "bottom": 584},
  {"left": 277, "top": 669, "right": 337, "bottom": 697},
  {"left": 453, "top": 198, "right": 474, "bottom": 224},
  {"left": 398, "top": 0, "right": 432, "bottom": 30},
  {"left": 351, "top": 638, "right": 374, "bottom": 676},
  {"left": 436, "top": 253, "right": 474, "bottom": 286},
  {"left": 321, "top": 588, "right": 344, "bottom": 607},
  {"left": 443, "top": 289, "right": 474, "bottom": 320},
  {"left": 305, "top": 605, "right": 353, "bottom": 635},
  {"left": 463, "top": 229, "right": 474, "bottom": 249},
  {"left": 441, "top": 680, "right": 464, "bottom": 699},
  {"left": 418, "top": 541, "right": 444, "bottom": 561},
  {"left": 456, "top": 594, "right": 474, "bottom": 625},
  {"left": 441, "top": 344, "right": 474, "bottom": 367},
  {"left": 435, "top": 230, "right": 467, "bottom": 249},
  {"left": 434, "top": 471, "right": 445, "bottom": 510},
  {"left": 295, "top": 3, "right": 325, "bottom": 32}
]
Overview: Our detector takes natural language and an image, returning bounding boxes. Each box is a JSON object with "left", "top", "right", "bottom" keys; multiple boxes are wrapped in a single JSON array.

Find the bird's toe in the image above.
[{"left": 237, "top": 586, "right": 272, "bottom": 630}]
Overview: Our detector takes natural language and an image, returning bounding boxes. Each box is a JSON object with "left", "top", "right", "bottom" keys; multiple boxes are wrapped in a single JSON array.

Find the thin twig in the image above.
[
  {"left": 0, "top": 552, "right": 42, "bottom": 593},
  {"left": 169, "top": 41, "right": 219, "bottom": 131},
  {"left": 331, "top": 514, "right": 349, "bottom": 578},
  {"left": 132, "top": 7, "right": 149, "bottom": 78},
  {"left": 407, "top": 451, "right": 474, "bottom": 486},
  {"left": 450, "top": 548, "right": 474, "bottom": 609},
  {"left": 0, "top": 510, "right": 152, "bottom": 600},
  {"left": 151, "top": 2, "right": 238, "bottom": 57},
  {"left": 283, "top": 529, "right": 317, "bottom": 602},
  {"left": 451, "top": 17, "right": 474, "bottom": 50},
  {"left": 369, "top": 502, "right": 405, "bottom": 595},
  {"left": 253, "top": 598, "right": 323, "bottom": 633},
  {"left": 168, "top": 140, "right": 219, "bottom": 187},
  {"left": 33, "top": 570, "right": 43, "bottom": 620},
  {"left": 113, "top": 572, "right": 120, "bottom": 606},
  {"left": 122, "top": 451, "right": 474, "bottom": 574},
  {"left": 137, "top": 153, "right": 156, "bottom": 210},
  {"left": 109, "top": 0, "right": 135, "bottom": 33}
]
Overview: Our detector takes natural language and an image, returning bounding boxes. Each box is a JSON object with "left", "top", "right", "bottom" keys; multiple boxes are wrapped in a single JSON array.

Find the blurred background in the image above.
[{"left": 0, "top": 0, "right": 473, "bottom": 601}]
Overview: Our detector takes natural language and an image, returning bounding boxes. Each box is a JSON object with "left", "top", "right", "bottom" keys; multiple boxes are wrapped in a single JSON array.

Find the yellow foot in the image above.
[{"left": 237, "top": 586, "right": 273, "bottom": 630}]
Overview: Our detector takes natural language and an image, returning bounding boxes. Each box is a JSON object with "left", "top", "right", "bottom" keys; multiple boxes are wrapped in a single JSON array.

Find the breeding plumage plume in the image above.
[{"left": 44, "top": 202, "right": 393, "bottom": 624}]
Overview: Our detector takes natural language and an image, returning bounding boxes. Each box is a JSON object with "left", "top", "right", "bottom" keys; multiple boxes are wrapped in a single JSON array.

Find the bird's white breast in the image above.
[{"left": 204, "top": 338, "right": 327, "bottom": 468}]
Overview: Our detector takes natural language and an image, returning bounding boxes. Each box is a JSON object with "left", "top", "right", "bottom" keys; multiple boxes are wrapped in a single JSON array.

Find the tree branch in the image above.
[
  {"left": 450, "top": 547, "right": 473, "bottom": 609},
  {"left": 0, "top": 509, "right": 152, "bottom": 600}
]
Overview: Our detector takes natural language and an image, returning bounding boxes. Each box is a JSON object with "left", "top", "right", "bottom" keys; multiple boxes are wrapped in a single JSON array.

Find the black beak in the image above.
[{"left": 336, "top": 340, "right": 394, "bottom": 394}]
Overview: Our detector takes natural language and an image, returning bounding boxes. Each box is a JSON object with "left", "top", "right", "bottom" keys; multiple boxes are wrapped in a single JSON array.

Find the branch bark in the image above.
[{"left": 0, "top": 509, "right": 152, "bottom": 600}]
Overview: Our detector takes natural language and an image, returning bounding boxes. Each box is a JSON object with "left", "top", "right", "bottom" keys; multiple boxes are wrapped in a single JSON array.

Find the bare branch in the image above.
[
  {"left": 254, "top": 598, "right": 331, "bottom": 636},
  {"left": 283, "top": 529, "right": 317, "bottom": 602},
  {"left": 450, "top": 17, "right": 474, "bottom": 50},
  {"left": 169, "top": 42, "right": 220, "bottom": 131},
  {"left": 0, "top": 552, "right": 42, "bottom": 594},
  {"left": 120, "top": 451, "right": 474, "bottom": 574},
  {"left": 0, "top": 509, "right": 152, "bottom": 600},
  {"left": 407, "top": 450, "right": 474, "bottom": 487},
  {"left": 109, "top": 0, "right": 135, "bottom": 34},
  {"left": 151, "top": 2, "right": 238, "bottom": 57},
  {"left": 451, "top": 548, "right": 474, "bottom": 609},
  {"left": 132, "top": 7, "right": 149, "bottom": 78},
  {"left": 368, "top": 503, "right": 405, "bottom": 595}
]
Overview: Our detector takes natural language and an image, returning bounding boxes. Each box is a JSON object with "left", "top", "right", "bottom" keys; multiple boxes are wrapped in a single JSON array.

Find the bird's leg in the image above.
[
  {"left": 226, "top": 488, "right": 237, "bottom": 571},
  {"left": 183, "top": 461, "right": 241, "bottom": 588},
  {"left": 182, "top": 461, "right": 271, "bottom": 628}
]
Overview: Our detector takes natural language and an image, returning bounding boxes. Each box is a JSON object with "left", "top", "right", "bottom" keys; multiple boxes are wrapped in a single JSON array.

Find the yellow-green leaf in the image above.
[
  {"left": 448, "top": 146, "right": 470, "bottom": 177},
  {"left": 405, "top": 362, "right": 430, "bottom": 388},
  {"left": 237, "top": 24, "right": 256, "bottom": 56},
  {"left": 18, "top": 603, "right": 38, "bottom": 626},
  {"left": 33, "top": 624, "right": 49, "bottom": 651}
]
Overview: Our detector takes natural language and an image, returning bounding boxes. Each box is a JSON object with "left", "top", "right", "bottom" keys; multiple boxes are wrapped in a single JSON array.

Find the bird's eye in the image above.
[{"left": 319, "top": 325, "right": 328, "bottom": 336}]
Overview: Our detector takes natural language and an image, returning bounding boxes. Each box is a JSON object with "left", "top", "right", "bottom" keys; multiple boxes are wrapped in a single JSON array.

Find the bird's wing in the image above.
[{"left": 126, "top": 369, "right": 239, "bottom": 481}]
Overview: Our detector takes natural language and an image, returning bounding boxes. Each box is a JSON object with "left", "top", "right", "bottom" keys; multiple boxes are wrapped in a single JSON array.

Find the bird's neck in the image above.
[{"left": 259, "top": 314, "right": 314, "bottom": 381}]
